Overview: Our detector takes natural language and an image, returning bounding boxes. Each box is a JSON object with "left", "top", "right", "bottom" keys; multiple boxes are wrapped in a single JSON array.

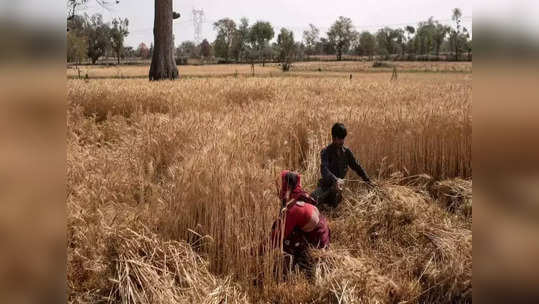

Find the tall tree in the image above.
[
  {"left": 67, "top": 13, "right": 87, "bottom": 34},
  {"left": 433, "top": 23, "right": 450, "bottom": 56},
  {"left": 404, "top": 26, "right": 416, "bottom": 54},
  {"left": 319, "top": 37, "right": 335, "bottom": 55},
  {"left": 110, "top": 17, "right": 129, "bottom": 64},
  {"left": 450, "top": 8, "right": 465, "bottom": 60},
  {"left": 213, "top": 18, "right": 236, "bottom": 62},
  {"left": 376, "top": 27, "right": 399, "bottom": 56},
  {"left": 295, "top": 42, "right": 306, "bottom": 61},
  {"left": 67, "top": 13, "right": 88, "bottom": 63},
  {"left": 86, "top": 14, "right": 110, "bottom": 64},
  {"left": 358, "top": 31, "right": 376, "bottom": 59},
  {"left": 394, "top": 29, "right": 405, "bottom": 55},
  {"left": 327, "top": 16, "right": 356, "bottom": 61},
  {"left": 413, "top": 18, "right": 436, "bottom": 55},
  {"left": 177, "top": 41, "right": 197, "bottom": 58},
  {"left": 149, "top": 0, "right": 179, "bottom": 80},
  {"left": 302, "top": 24, "right": 319, "bottom": 55},
  {"left": 200, "top": 39, "right": 212, "bottom": 59},
  {"left": 231, "top": 18, "right": 250, "bottom": 62},
  {"left": 67, "top": 31, "right": 88, "bottom": 64},
  {"left": 248, "top": 21, "right": 274, "bottom": 66},
  {"left": 277, "top": 28, "right": 295, "bottom": 70}
]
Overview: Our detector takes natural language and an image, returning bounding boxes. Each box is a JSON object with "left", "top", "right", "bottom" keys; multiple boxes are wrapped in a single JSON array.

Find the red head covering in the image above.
[{"left": 279, "top": 170, "right": 317, "bottom": 205}]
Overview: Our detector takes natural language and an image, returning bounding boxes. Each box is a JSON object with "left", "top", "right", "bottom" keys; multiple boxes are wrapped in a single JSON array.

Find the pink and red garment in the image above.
[{"left": 273, "top": 170, "right": 330, "bottom": 249}]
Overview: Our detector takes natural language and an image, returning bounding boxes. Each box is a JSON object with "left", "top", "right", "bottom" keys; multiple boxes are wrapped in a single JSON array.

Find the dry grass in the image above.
[
  {"left": 66, "top": 61, "right": 472, "bottom": 78},
  {"left": 67, "top": 72, "right": 471, "bottom": 303},
  {"left": 291, "top": 61, "right": 472, "bottom": 73},
  {"left": 66, "top": 64, "right": 279, "bottom": 78}
]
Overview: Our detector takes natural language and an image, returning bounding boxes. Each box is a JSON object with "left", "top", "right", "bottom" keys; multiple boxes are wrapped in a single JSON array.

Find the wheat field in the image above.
[{"left": 68, "top": 70, "right": 471, "bottom": 303}]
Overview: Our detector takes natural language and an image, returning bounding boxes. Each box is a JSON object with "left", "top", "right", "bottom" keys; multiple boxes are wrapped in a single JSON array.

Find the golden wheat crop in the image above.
[{"left": 67, "top": 71, "right": 471, "bottom": 303}]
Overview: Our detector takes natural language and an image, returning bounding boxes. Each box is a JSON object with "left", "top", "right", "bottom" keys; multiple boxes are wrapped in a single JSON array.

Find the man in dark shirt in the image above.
[{"left": 311, "top": 123, "right": 374, "bottom": 207}]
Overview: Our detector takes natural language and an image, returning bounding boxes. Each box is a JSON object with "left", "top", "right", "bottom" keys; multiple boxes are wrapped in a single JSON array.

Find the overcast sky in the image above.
[{"left": 80, "top": 0, "right": 474, "bottom": 48}]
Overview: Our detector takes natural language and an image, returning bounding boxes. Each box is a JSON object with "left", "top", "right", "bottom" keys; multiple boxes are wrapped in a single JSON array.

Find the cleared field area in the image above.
[
  {"left": 66, "top": 63, "right": 279, "bottom": 78},
  {"left": 291, "top": 61, "right": 472, "bottom": 73},
  {"left": 68, "top": 73, "right": 471, "bottom": 303},
  {"left": 67, "top": 61, "right": 472, "bottom": 79}
]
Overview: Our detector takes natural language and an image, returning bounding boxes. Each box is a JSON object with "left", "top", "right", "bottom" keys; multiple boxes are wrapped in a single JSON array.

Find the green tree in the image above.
[
  {"left": 200, "top": 39, "right": 212, "bottom": 60},
  {"left": 465, "top": 39, "right": 472, "bottom": 60},
  {"left": 404, "top": 26, "right": 415, "bottom": 54},
  {"left": 449, "top": 8, "right": 468, "bottom": 60},
  {"left": 67, "top": 32, "right": 88, "bottom": 64},
  {"left": 230, "top": 18, "right": 250, "bottom": 62},
  {"left": 302, "top": 24, "right": 319, "bottom": 55},
  {"left": 319, "top": 37, "right": 335, "bottom": 55},
  {"left": 123, "top": 46, "right": 135, "bottom": 58},
  {"left": 177, "top": 41, "right": 197, "bottom": 58},
  {"left": 414, "top": 18, "right": 436, "bottom": 55},
  {"left": 277, "top": 28, "right": 295, "bottom": 70},
  {"left": 327, "top": 16, "right": 356, "bottom": 61},
  {"left": 67, "top": 13, "right": 87, "bottom": 34},
  {"left": 433, "top": 23, "right": 450, "bottom": 56},
  {"left": 110, "top": 17, "right": 129, "bottom": 64},
  {"left": 376, "top": 27, "right": 399, "bottom": 56},
  {"left": 248, "top": 21, "right": 274, "bottom": 66},
  {"left": 86, "top": 14, "right": 110, "bottom": 64},
  {"left": 394, "top": 29, "right": 406, "bottom": 55},
  {"left": 358, "top": 31, "right": 376, "bottom": 59},
  {"left": 295, "top": 42, "right": 305, "bottom": 61},
  {"left": 213, "top": 18, "right": 237, "bottom": 62}
]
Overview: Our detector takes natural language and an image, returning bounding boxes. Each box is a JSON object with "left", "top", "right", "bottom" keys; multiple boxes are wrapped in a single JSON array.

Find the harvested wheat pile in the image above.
[
  {"left": 107, "top": 227, "right": 248, "bottom": 304},
  {"left": 330, "top": 182, "right": 472, "bottom": 303},
  {"left": 429, "top": 178, "right": 472, "bottom": 218},
  {"left": 69, "top": 224, "right": 249, "bottom": 304},
  {"left": 312, "top": 250, "right": 401, "bottom": 304}
]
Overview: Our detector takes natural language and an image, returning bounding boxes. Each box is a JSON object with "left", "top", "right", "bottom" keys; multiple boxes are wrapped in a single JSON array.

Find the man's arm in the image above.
[
  {"left": 347, "top": 149, "right": 371, "bottom": 182},
  {"left": 321, "top": 148, "right": 338, "bottom": 183}
]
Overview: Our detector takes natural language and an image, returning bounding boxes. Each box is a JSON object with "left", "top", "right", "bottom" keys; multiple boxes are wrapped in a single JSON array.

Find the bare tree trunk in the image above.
[{"left": 149, "top": 0, "right": 179, "bottom": 81}]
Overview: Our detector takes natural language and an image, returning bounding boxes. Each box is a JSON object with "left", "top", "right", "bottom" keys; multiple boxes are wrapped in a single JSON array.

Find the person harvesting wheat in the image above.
[
  {"left": 271, "top": 170, "right": 330, "bottom": 276},
  {"left": 311, "top": 123, "right": 375, "bottom": 207}
]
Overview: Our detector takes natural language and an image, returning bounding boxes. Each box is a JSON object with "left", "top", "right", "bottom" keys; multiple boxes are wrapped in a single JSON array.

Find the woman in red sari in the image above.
[{"left": 272, "top": 170, "right": 330, "bottom": 252}]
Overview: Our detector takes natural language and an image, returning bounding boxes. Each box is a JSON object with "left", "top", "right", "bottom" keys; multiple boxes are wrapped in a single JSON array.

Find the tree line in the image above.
[
  {"left": 205, "top": 8, "right": 471, "bottom": 65},
  {"left": 67, "top": 8, "right": 471, "bottom": 66},
  {"left": 67, "top": 13, "right": 130, "bottom": 65}
]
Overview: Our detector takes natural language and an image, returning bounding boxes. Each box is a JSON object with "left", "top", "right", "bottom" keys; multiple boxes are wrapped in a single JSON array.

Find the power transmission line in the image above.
[{"left": 192, "top": 8, "right": 205, "bottom": 44}]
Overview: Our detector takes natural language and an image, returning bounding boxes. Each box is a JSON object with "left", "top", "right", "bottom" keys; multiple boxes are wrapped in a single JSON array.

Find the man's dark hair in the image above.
[{"left": 331, "top": 123, "right": 347, "bottom": 139}]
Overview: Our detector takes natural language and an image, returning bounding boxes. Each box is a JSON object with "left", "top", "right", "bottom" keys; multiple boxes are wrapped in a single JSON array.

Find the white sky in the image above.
[
  {"left": 8, "top": 0, "right": 539, "bottom": 46},
  {"left": 75, "top": 0, "right": 473, "bottom": 48}
]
